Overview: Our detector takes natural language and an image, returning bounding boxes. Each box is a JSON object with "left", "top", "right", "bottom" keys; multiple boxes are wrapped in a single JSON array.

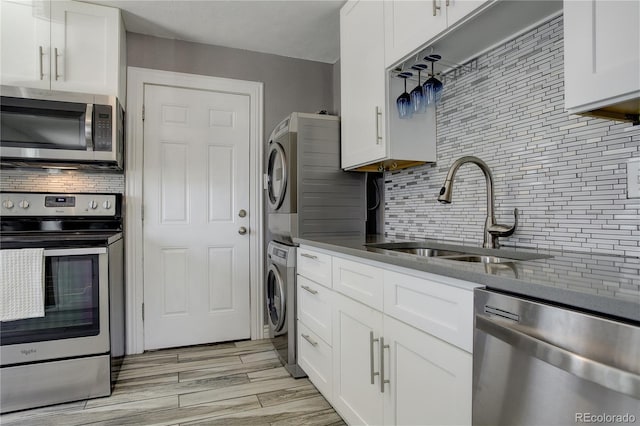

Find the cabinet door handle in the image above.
[
  {"left": 300, "top": 253, "right": 318, "bottom": 260},
  {"left": 370, "top": 331, "right": 380, "bottom": 384},
  {"left": 301, "top": 285, "right": 318, "bottom": 295},
  {"left": 54, "top": 48, "right": 61, "bottom": 80},
  {"left": 433, "top": 0, "right": 441, "bottom": 16},
  {"left": 301, "top": 333, "right": 318, "bottom": 347},
  {"left": 375, "top": 106, "right": 383, "bottom": 145},
  {"left": 380, "top": 336, "right": 390, "bottom": 393},
  {"left": 446, "top": 0, "right": 449, "bottom": 6},
  {"left": 38, "top": 46, "right": 45, "bottom": 80}
]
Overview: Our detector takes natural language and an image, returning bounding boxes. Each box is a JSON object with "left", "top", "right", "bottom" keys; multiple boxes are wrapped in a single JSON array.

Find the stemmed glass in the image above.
[
  {"left": 410, "top": 64, "right": 428, "bottom": 114},
  {"left": 422, "top": 54, "right": 443, "bottom": 106},
  {"left": 396, "top": 71, "right": 413, "bottom": 119}
]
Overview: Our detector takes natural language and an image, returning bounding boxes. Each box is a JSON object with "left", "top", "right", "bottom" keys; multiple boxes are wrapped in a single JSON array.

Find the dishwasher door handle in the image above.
[{"left": 475, "top": 314, "right": 640, "bottom": 399}]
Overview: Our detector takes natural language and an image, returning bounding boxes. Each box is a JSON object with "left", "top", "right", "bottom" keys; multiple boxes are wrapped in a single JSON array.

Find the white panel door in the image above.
[{"left": 143, "top": 84, "right": 251, "bottom": 350}]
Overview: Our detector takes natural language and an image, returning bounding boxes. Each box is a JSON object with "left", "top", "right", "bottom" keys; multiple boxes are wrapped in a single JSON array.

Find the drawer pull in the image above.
[
  {"left": 301, "top": 285, "right": 318, "bottom": 295},
  {"left": 301, "top": 253, "right": 318, "bottom": 260},
  {"left": 301, "top": 333, "right": 318, "bottom": 346}
]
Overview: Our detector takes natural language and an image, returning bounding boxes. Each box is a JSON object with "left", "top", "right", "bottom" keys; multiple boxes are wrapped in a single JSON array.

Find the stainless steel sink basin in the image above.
[
  {"left": 391, "top": 248, "right": 464, "bottom": 257},
  {"left": 366, "top": 241, "right": 552, "bottom": 263}
]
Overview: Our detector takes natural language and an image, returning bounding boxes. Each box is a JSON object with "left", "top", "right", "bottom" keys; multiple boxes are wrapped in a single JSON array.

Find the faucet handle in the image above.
[{"left": 488, "top": 208, "right": 518, "bottom": 237}]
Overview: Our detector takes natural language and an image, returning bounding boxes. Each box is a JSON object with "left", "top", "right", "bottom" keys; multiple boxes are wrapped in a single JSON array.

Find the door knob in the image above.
[
  {"left": 238, "top": 226, "right": 248, "bottom": 235},
  {"left": 239, "top": 209, "right": 247, "bottom": 218}
]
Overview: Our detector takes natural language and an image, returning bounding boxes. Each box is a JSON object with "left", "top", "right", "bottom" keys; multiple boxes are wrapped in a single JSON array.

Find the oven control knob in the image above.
[
  {"left": 89, "top": 200, "right": 98, "bottom": 209},
  {"left": 18, "top": 200, "right": 30, "bottom": 209},
  {"left": 102, "top": 200, "right": 112, "bottom": 209},
  {"left": 2, "top": 200, "right": 14, "bottom": 209}
]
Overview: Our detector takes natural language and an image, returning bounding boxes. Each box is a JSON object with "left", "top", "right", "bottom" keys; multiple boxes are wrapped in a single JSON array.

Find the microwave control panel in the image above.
[{"left": 93, "top": 104, "right": 113, "bottom": 152}]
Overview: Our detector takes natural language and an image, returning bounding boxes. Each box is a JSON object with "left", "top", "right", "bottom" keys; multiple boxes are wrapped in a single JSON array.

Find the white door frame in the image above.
[{"left": 125, "top": 66, "right": 264, "bottom": 354}]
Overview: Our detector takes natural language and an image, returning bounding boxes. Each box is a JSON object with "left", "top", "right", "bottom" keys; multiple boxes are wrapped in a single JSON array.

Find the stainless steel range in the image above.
[{"left": 0, "top": 192, "right": 125, "bottom": 413}]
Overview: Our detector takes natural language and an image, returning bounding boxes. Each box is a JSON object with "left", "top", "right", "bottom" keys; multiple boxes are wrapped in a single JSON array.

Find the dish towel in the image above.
[{"left": 0, "top": 248, "right": 45, "bottom": 322}]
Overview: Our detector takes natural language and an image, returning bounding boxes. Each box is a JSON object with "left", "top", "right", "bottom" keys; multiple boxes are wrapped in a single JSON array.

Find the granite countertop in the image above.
[{"left": 294, "top": 235, "right": 640, "bottom": 323}]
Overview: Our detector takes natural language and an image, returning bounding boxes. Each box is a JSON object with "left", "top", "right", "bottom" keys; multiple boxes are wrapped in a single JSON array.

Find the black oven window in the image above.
[{"left": 0, "top": 255, "right": 101, "bottom": 345}]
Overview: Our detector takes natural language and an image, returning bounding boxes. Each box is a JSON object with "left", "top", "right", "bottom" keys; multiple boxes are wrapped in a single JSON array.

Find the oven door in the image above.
[{"left": 0, "top": 247, "right": 110, "bottom": 366}]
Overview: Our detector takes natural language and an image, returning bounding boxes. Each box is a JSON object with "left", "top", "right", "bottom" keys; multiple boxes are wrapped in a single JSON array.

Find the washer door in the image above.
[
  {"left": 266, "top": 264, "right": 286, "bottom": 333},
  {"left": 267, "top": 142, "right": 287, "bottom": 210}
]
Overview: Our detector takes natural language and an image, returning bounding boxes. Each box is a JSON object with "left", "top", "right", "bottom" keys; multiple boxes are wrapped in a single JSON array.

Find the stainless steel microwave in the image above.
[{"left": 0, "top": 86, "right": 124, "bottom": 170}]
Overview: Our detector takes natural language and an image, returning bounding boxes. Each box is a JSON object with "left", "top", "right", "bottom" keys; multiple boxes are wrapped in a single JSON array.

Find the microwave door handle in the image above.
[
  {"left": 475, "top": 314, "right": 640, "bottom": 399},
  {"left": 85, "top": 104, "right": 94, "bottom": 151}
]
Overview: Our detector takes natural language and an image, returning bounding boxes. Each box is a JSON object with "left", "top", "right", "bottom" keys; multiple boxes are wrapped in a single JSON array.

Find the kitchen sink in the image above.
[
  {"left": 365, "top": 241, "right": 552, "bottom": 263},
  {"left": 390, "top": 248, "right": 464, "bottom": 257}
]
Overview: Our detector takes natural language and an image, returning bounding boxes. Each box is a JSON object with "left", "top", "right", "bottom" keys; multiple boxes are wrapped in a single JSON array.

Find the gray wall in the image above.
[
  {"left": 127, "top": 33, "right": 336, "bottom": 138},
  {"left": 384, "top": 16, "right": 640, "bottom": 257}
]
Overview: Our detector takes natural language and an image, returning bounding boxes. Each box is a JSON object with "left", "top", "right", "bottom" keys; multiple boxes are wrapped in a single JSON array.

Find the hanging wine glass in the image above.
[
  {"left": 422, "top": 54, "right": 443, "bottom": 106},
  {"left": 410, "top": 64, "right": 428, "bottom": 114},
  {"left": 396, "top": 71, "right": 413, "bottom": 119}
]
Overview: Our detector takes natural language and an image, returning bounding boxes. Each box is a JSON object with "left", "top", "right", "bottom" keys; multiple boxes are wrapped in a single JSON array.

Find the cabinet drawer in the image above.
[
  {"left": 332, "top": 257, "right": 384, "bottom": 311},
  {"left": 383, "top": 270, "right": 477, "bottom": 352},
  {"left": 297, "top": 276, "right": 332, "bottom": 344},
  {"left": 297, "top": 247, "right": 332, "bottom": 288},
  {"left": 298, "top": 321, "right": 332, "bottom": 403}
]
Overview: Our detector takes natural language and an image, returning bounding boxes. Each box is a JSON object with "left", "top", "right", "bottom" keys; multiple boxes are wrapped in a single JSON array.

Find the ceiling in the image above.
[{"left": 83, "top": 0, "right": 346, "bottom": 64}]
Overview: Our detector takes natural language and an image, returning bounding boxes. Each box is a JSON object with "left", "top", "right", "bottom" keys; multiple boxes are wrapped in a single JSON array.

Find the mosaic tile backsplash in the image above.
[
  {"left": 384, "top": 16, "right": 640, "bottom": 257},
  {"left": 1, "top": 169, "right": 124, "bottom": 194}
]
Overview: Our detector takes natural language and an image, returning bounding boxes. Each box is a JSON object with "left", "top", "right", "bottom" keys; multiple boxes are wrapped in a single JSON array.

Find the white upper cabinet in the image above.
[
  {"left": 1, "top": 0, "right": 125, "bottom": 99},
  {"left": 340, "top": 0, "right": 438, "bottom": 172},
  {"left": 340, "top": 0, "right": 387, "bottom": 170},
  {"left": 563, "top": 0, "right": 640, "bottom": 122},
  {"left": 1, "top": 0, "right": 50, "bottom": 90},
  {"left": 384, "top": 0, "right": 489, "bottom": 68}
]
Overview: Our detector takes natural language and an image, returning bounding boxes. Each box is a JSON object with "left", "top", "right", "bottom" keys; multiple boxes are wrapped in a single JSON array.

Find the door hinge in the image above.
[
  {"left": 141, "top": 204, "right": 144, "bottom": 221},
  {"left": 142, "top": 303, "right": 145, "bottom": 321},
  {"left": 142, "top": 104, "right": 145, "bottom": 121}
]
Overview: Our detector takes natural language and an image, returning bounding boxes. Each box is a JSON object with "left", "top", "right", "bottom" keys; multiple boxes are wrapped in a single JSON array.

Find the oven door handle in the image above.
[
  {"left": 44, "top": 247, "right": 107, "bottom": 256},
  {"left": 475, "top": 314, "right": 640, "bottom": 399}
]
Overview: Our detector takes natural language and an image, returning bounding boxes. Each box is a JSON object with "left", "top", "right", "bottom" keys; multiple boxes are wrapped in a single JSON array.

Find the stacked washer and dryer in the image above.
[{"left": 265, "top": 113, "right": 365, "bottom": 378}]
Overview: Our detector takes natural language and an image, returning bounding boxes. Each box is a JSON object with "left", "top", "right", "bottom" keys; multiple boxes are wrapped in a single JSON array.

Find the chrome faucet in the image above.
[{"left": 437, "top": 156, "right": 517, "bottom": 249}]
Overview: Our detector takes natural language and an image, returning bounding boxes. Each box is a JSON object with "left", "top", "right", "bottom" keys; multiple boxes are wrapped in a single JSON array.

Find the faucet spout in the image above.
[{"left": 438, "top": 156, "right": 515, "bottom": 249}]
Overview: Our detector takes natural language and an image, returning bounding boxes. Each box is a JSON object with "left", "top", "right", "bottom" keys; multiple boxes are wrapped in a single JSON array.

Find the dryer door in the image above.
[
  {"left": 267, "top": 142, "right": 287, "bottom": 211},
  {"left": 266, "top": 264, "right": 286, "bottom": 333}
]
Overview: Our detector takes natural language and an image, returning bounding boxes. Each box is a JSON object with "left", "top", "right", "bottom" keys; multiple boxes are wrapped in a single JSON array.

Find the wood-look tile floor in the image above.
[{"left": 0, "top": 339, "right": 346, "bottom": 426}]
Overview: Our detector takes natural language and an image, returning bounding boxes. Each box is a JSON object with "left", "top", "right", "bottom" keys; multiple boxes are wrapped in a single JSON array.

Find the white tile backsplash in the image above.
[
  {"left": 384, "top": 16, "right": 640, "bottom": 256},
  {"left": 0, "top": 169, "right": 124, "bottom": 194}
]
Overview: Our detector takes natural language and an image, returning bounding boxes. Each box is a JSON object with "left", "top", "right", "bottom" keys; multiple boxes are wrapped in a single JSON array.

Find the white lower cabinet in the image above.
[
  {"left": 297, "top": 244, "right": 475, "bottom": 425},
  {"left": 297, "top": 321, "right": 333, "bottom": 401},
  {"left": 331, "top": 292, "right": 472, "bottom": 426},
  {"left": 332, "top": 293, "right": 385, "bottom": 425},
  {"left": 383, "top": 316, "right": 472, "bottom": 426}
]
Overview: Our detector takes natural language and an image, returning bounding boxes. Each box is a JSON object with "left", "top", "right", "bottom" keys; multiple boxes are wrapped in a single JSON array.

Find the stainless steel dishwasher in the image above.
[{"left": 473, "top": 288, "right": 640, "bottom": 426}]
